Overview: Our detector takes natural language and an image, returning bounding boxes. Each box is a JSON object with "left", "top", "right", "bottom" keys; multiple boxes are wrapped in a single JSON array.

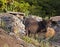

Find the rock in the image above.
[
  {"left": 50, "top": 24, "right": 60, "bottom": 47},
  {"left": 11, "top": 15, "right": 25, "bottom": 36},
  {"left": 7, "top": 12, "right": 25, "bottom": 21},
  {"left": 0, "top": 13, "right": 26, "bottom": 36},
  {"left": 50, "top": 16, "right": 60, "bottom": 43},
  {"left": 50, "top": 16, "right": 60, "bottom": 21},
  {"left": 28, "top": 15, "right": 42, "bottom": 22}
]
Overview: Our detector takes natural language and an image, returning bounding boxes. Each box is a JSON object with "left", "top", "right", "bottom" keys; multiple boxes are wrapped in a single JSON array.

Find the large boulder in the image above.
[{"left": 0, "top": 13, "right": 25, "bottom": 36}]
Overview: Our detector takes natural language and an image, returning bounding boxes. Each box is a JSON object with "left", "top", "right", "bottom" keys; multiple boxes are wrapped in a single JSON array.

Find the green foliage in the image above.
[
  {"left": 0, "top": 0, "right": 60, "bottom": 17},
  {"left": 22, "top": 36, "right": 40, "bottom": 46},
  {"left": 22, "top": 36, "right": 53, "bottom": 47},
  {"left": 22, "top": 36, "right": 32, "bottom": 43}
]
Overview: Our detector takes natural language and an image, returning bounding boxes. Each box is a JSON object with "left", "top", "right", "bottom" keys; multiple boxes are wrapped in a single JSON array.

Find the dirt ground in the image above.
[{"left": 0, "top": 28, "right": 29, "bottom": 47}]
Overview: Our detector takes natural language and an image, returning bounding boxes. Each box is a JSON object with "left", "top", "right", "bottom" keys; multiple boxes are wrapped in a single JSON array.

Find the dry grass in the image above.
[{"left": 22, "top": 36, "right": 55, "bottom": 47}]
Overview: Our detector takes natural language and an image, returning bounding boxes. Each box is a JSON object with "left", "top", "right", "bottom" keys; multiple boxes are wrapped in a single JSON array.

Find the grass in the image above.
[
  {"left": 40, "top": 40, "right": 50, "bottom": 47},
  {"left": 22, "top": 36, "right": 40, "bottom": 47},
  {"left": 22, "top": 36, "right": 53, "bottom": 47}
]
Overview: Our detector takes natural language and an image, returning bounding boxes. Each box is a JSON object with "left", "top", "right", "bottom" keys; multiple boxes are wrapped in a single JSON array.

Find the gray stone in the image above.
[{"left": 0, "top": 13, "right": 25, "bottom": 36}]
